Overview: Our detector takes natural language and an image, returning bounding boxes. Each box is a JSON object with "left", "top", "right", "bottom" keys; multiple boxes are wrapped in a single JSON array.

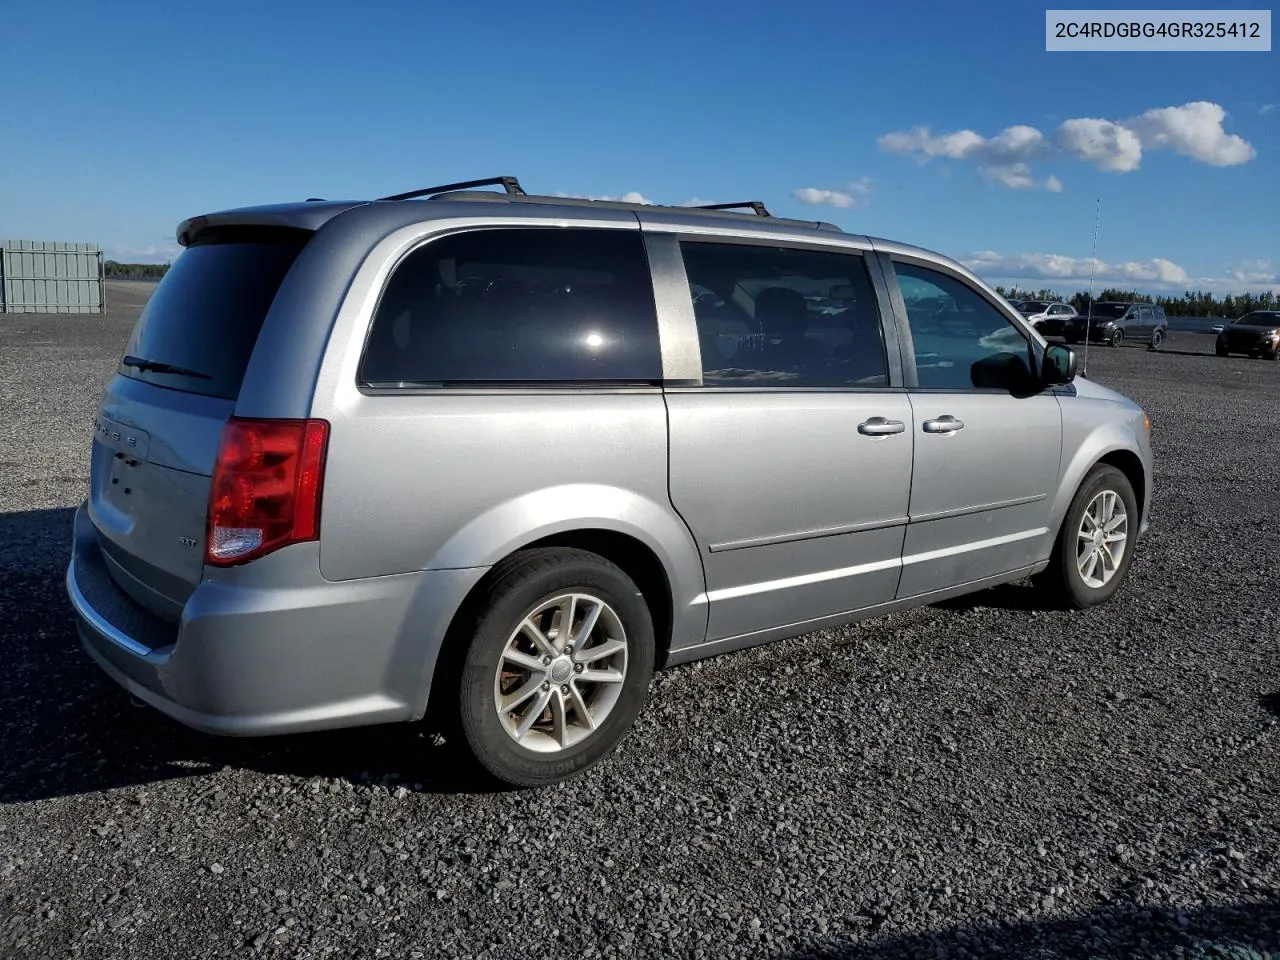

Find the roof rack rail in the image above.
[
  {"left": 692, "top": 200, "right": 772, "bottom": 217},
  {"left": 378, "top": 176, "right": 526, "bottom": 203}
]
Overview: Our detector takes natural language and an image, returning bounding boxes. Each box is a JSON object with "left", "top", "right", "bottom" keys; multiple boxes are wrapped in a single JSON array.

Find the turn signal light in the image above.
[{"left": 206, "top": 418, "right": 329, "bottom": 566}]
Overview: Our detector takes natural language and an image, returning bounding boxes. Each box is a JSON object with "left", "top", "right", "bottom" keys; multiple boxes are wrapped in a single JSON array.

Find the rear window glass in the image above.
[
  {"left": 359, "top": 227, "right": 661, "bottom": 387},
  {"left": 119, "top": 227, "right": 310, "bottom": 400}
]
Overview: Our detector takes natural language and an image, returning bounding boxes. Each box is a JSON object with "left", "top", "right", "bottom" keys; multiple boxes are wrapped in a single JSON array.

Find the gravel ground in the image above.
[{"left": 1, "top": 286, "right": 1277, "bottom": 959}]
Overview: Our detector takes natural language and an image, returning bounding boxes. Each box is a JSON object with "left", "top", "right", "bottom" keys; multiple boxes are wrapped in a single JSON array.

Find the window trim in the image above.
[
  {"left": 662, "top": 232, "right": 906, "bottom": 392},
  {"left": 878, "top": 251, "right": 1045, "bottom": 394},
  {"left": 355, "top": 223, "right": 665, "bottom": 392}
]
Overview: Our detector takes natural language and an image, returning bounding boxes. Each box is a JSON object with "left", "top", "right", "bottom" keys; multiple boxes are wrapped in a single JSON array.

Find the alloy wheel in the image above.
[
  {"left": 1076, "top": 490, "right": 1128, "bottom": 588},
  {"left": 493, "top": 592, "right": 628, "bottom": 753}
]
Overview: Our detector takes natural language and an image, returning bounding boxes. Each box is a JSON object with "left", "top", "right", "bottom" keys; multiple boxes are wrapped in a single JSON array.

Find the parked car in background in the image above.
[
  {"left": 1215, "top": 311, "right": 1280, "bottom": 360},
  {"left": 1064, "top": 301, "right": 1169, "bottom": 350},
  {"left": 1017, "top": 300, "right": 1078, "bottom": 337},
  {"left": 65, "top": 177, "right": 1154, "bottom": 787}
]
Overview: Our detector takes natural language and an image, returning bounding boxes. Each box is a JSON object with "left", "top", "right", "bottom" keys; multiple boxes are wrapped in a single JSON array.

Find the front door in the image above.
[
  {"left": 884, "top": 256, "right": 1064, "bottom": 599},
  {"left": 664, "top": 238, "right": 913, "bottom": 642}
]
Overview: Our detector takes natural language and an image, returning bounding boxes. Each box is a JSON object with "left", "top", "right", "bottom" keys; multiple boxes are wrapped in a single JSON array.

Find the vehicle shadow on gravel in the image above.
[
  {"left": 930, "top": 580, "right": 1057, "bottom": 613},
  {"left": 0, "top": 507, "right": 505, "bottom": 804},
  {"left": 789, "top": 899, "right": 1280, "bottom": 959}
]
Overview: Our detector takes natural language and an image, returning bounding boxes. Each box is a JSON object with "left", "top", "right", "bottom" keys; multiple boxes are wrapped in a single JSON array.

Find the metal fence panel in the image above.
[{"left": 1, "top": 240, "right": 104, "bottom": 313}]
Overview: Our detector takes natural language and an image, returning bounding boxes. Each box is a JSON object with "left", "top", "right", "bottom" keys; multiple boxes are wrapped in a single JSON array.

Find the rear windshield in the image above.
[{"left": 119, "top": 227, "right": 311, "bottom": 400}]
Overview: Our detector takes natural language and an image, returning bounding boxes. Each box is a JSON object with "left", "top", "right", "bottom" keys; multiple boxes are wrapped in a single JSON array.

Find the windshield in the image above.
[
  {"left": 1086, "top": 303, "right": 1131, "bottom": 320},
  {"left": 1018, "top": 301, "right": 1050, "bottom": 314},
  {"left": 1236, "top": 312, "right": 1280, "bottom": 326}
]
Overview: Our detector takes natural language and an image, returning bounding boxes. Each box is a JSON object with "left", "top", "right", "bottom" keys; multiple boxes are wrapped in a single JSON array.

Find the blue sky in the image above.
[{"left": 1, "top": 0, "right": 1275, "bottom": 294}]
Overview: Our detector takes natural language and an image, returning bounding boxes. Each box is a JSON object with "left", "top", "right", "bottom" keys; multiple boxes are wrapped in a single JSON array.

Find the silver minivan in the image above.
[{"left": 67, "top": 177, "right": 1153, "bottom": 786}]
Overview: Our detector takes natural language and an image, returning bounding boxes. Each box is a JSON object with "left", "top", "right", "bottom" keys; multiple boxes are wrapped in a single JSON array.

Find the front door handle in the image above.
[
  {"left": 858, "top": 417, "right": 906, "bottom": 436},
  {"left": 922, "top": 415, "right": 964, "bottom": 434}
]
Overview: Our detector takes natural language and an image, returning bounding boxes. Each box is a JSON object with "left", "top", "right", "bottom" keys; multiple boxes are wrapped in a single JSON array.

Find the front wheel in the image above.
[
  {"left": 1034, "top": 464, "right": 1139, "bottom": 609},
  {"left": 1216, "top": 344, "right": 1229, "bottom": 357},
  {"left": 457, "top": 548, "right": 655, "bottom": 788},
  {"left": 1109, "top": 328, "right": 1124, "bottom": 348}
]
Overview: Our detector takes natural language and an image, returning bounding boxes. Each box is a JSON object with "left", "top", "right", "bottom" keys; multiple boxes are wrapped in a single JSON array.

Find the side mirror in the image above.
[
  {"left": 971, "top": 352, "right": 1037, "bottom": 395},
  {"left": 1042, "top": 343, "right": 1077, "bottom": 385}
]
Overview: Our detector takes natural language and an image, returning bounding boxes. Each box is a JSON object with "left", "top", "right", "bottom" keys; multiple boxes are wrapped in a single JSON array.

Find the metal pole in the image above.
[{"left": 1081, "top": 198, "right": 1101, "bottom": 378}]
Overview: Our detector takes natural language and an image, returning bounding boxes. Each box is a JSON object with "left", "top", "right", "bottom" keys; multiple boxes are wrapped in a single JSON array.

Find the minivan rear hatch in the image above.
[{"left": 88, "top": 226, "right": 311, "bottom": 622}]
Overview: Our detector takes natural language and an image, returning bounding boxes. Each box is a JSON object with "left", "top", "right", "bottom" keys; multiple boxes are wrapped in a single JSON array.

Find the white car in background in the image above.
[{"left": 1017, "top": 300, "right": 1078, "bottom": 337}]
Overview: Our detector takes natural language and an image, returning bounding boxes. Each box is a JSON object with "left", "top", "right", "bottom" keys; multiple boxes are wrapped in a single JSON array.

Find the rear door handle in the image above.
[
  {"left": 922, "top": 415, "right": 964, "bottom": 434},
  {"left": 858, "top": 417, "right": 906, "bottom": 436}
]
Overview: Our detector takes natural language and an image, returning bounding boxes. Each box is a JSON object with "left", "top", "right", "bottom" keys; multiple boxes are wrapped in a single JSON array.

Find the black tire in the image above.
[
  {"left": 1148, "top": 329, "right": 1164, "bottom": 351},
  {"left": 455, "top": 547, "right": 655, "bottom": 788},
  {"left": 1216, "top": 344, "right": 1229, "bottom": 357},
  {"left": 1268, "top": 347, "right": 1280, "bottom": 362},
  {"left": 1109, "top": 328, "right": 1124, "bottom": 348},
  {"left": 1034, "top": 464, "right": 1139, "bottom": 610}
]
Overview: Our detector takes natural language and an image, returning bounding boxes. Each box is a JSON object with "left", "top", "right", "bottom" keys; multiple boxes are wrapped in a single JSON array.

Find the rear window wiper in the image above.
[{"left": 121, "top": 355, "right": 213, "bottom": 380}]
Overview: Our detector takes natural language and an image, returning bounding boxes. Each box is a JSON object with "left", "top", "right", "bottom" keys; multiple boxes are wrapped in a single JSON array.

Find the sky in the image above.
[{"left": 1, "top": 0, "right": 1276, "bottom": 296}]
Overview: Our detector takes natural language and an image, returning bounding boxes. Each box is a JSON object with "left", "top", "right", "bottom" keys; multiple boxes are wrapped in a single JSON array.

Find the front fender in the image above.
[{"left": 1052, "top": 401, "right": 1151, "bottom": 538}]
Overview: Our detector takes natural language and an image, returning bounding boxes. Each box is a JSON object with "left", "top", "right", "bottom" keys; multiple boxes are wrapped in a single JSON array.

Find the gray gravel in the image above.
[{"left": 2, "top": 287, "right": 1277, "bottom": 959}]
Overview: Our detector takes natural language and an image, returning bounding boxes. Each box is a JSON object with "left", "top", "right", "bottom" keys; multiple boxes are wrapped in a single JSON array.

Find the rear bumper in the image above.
[{"left": 67, "top": 501, "right": 483, "bottom": 736}]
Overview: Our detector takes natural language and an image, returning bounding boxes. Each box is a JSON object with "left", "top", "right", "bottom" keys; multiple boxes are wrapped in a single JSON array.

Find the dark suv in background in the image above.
[
  {"left": 1215, "top": 311, "right": 1280, "bottom": 360},
  {"left": 1063, "top": 301, "right": 1168, "bottom": 350}
]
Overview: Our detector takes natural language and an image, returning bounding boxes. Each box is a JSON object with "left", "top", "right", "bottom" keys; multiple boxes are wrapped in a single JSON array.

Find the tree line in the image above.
[
  {"left": 995, "top": 285, "right": 1277, "bottom": 319},
  {"left": 103, "top": 261, "right": 170, "bottom": 281}
]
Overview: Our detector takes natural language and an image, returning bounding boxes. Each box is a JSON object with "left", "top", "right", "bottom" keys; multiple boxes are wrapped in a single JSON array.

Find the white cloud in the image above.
[
  {"left": 963, "top": 250, "right": 1189, "bottom": 284},
  {"left": 878, "top": 127, "right": 986, "bottom": 160},
  {"left": 879, "top": 100, "right": 1254, "bottom": 188},
  {"left": 1230, "top": 258, "right": 1277, "bottom": 284},
  {"left": 793, "top": 177, "right": 873, "bottom": 209},
  {"left": 794, "top": 187, "right": 856, "bottom": 208},
  {"left": 1261, "top": 104, "right": 1276, "bottom": 115},
  {"left": 963, "top": 250, "right": 1278, "bottom": 295},
  {"left": 1126, "top": 101, "right": 1255, "bottom": 166},
  {"left": 554, "top": 190, "right": 653, "bottom": 204},
  {"left": 980, "top": 163, "right": 1063, "bottom": 192},
  {"left": 1057, "top": 118, "right": 1144, "bottom": 172},
  {"left": 879, "top": 124, "right": 1057, "bottom": 190}
]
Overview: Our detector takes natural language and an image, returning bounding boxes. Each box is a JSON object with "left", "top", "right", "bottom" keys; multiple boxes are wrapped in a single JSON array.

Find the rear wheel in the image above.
[
  {"left": 1034, "top": 464, "right": 1138, "bottom": 610},
  {"left": 456, "top": 548, "right": 655, "bottom": 788},
  {"left": 1148, "top": 329, "right": 1164, "bottom": 351}
]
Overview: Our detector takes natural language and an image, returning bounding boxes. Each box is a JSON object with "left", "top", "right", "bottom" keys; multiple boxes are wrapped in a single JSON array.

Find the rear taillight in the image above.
[{"left": 205, "top": 417, "right": 330, "bottom": 566}]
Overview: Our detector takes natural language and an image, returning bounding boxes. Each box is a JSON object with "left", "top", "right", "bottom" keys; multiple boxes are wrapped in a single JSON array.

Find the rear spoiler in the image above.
[{"left": 176, "top": 202, "right": 366, "bottom": 246}]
